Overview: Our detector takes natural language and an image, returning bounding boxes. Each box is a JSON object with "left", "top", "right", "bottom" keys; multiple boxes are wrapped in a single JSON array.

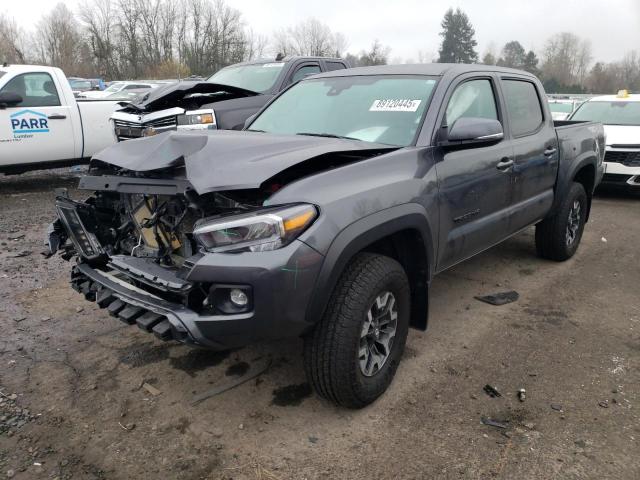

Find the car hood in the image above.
[
  {"left": 91, "top": 130, "right": 397, "bottom": 194},
  {"left": 125, "top": 81, "right": 259, "bottom": 112},
  {"left": 603, "top": 125, "right": 640, "bottom": 147}
]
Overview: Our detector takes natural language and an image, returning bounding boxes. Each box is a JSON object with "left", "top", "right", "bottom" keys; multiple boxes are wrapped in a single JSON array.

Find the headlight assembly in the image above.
[
  {"left": 193, "top": 204, "right": 318, "bottom": 253},
  {"left": 177, "top": 109, "right": 217, "bottom": 130}
]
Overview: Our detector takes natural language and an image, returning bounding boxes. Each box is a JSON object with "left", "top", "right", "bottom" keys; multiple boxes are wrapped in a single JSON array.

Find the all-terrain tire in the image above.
[
  {"left": 535, "top": 182, "right": 588, "bottom": 261},
  {"left": 303, "top": 252, "right": 410, "bottom": 408}
]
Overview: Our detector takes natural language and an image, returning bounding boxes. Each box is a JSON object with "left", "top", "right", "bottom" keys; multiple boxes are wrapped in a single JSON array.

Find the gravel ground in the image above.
[{"left": 0, "top": 170, "right": 639, "bottom": 480}]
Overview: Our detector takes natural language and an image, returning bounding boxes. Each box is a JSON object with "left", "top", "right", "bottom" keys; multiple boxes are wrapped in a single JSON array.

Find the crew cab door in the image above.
[
  {"left": 0, "top": 71, "right": 76, "bottom": 167},
  {"left": 500, "top": 77, "right": 557, "bottom": 230},
  {"left": 434, "top": 75, "right": 515, "bottom": 270}
]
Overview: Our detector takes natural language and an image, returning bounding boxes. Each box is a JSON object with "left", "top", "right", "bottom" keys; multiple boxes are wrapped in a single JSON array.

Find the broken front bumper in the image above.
[{"left": 68, "top": 239, "right": 325, "bottom": 350}]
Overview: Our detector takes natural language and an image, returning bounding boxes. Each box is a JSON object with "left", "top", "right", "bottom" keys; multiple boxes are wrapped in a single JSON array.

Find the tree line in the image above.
[
  {"left": 437, "top": 8, "right": 640, "bottom": 94},
  {"left": 1, "top": 2, "right": 638, "bottom": 93}
]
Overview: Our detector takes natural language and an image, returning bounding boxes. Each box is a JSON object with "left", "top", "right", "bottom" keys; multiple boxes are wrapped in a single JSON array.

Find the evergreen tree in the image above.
[
  {"left": 482, "top": 52, "right": 496, "bottom": 65},
  {"left": 523, "top": 50, "right": 540, "bottom": 75},
  {"left": 437, "top": 8, "right": 478, "bottom": 63},
  {"left": 499, "top": 41, "right": 526, "bottom": 68}
]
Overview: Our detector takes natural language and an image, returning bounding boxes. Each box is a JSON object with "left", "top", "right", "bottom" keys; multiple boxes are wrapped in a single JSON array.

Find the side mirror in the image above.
[
  {"left": 444, "top": 117, "right": 504, "bottom": 145},
  {"left": 243, "top": 114, "right": 257, "bottom": 130},
  {"left": 0, "top": 92, "right": 23, "bottom": 109}
]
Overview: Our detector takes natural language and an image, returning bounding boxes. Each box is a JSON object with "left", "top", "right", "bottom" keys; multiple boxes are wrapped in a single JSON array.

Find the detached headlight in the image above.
[
  {"left": 177, "top": 109, "right": 216, "bottom": 130},
  {"left": 193, "top": 204, "right": 318, "bottom": 253}
]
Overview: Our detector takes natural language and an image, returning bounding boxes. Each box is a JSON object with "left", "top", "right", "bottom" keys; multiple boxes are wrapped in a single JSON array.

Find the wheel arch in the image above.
[
  {"left": 553, "top": 157, "right": 598, "bottom": 223},
  {"left": 306, "top": 204, "right": 435, "bottom": 331}
]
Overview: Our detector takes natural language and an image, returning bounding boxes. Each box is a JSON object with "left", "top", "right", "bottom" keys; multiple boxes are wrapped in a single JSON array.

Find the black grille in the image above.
[
  {"left": 602, "top": 173, "right": 632, "bottom": 184},
  {"left": 114, "top": 116, "right": 177, "bottom": 140},
  {"left": 604, "top": 150, "right": 640, "bottom": 167}
]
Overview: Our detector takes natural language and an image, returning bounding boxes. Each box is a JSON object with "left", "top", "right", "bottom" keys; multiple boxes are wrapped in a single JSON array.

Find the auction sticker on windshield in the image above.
[{"left": 370, "top": 99, "right": 422, "bottom": 112}]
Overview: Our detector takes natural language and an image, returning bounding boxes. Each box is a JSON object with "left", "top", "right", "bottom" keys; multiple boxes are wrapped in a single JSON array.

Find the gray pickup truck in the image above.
[
  {"left": 110, "top": 55, "right": 349, "bottom": 140},
  {"left": 48, "top": 64, "right": 605, "bottom": 408}
]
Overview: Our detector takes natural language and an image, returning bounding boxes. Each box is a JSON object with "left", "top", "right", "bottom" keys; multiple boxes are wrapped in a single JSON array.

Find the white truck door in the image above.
[{"left": 0, "top": 71, "right": 76, "bottom": 168}]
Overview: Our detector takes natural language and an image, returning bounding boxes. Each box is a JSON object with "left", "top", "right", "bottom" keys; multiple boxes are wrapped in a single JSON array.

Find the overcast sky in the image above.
[{"left": 3, "top": 0, "right": 640, "bottom": 63}]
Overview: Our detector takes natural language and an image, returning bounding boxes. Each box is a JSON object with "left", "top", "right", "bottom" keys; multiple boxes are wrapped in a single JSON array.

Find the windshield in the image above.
[
  {"left": 549, "top": 102, "right": 574, "bottom": 113},
  {"left": 104, "top": 82, "right": 124, "bottom": 93},
  {"left": 249, "top": 75, "right": 438, "bottom": 147},
  {"left": 571, "top": 101, "right": 640, "bottom": 126},
  {"left": 70, "top": 80, "right": 91, "bottom": 90},
  {"left": 207, "top": 63, "right": 285, "bottom": 93}
]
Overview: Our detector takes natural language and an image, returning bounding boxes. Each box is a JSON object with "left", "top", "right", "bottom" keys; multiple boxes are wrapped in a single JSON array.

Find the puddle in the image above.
[
  {"left": 169, "top": 349, "right": 230, "bottom": 377},
  {"left": 225, "top": 361, "right": 250, "bottom": 377},
  {"left": 271, "top": 383, "right": 313, "bottom": 407}
]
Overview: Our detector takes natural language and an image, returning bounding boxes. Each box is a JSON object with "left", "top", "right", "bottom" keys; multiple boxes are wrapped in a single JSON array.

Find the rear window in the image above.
[{"left": 503, "top": 80, "right": 544, "bottom": 136}]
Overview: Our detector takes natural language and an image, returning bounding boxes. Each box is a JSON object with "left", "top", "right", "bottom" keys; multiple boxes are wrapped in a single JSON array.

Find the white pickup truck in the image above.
[
  {"left": 569, "top": 90, "right": 640, "bottom": 189},
  {"left": 0, "top": 65, "right": 119, "bottom": 174}
]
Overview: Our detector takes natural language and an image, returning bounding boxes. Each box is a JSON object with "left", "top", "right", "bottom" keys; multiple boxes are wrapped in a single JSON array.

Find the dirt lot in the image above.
[{"left": 0, "top": 170, "right": 638, "bottom": 480}]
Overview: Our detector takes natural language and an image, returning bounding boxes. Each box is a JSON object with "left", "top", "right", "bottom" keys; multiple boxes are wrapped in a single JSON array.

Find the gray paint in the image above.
[
  {"left": 92, "top": 129, "right": 394, "bottom": 193},
  {"left": 68, "top": 64, "right": 605, "bottom": 350}
]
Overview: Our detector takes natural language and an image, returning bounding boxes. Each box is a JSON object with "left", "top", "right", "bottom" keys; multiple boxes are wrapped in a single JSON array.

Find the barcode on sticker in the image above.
[{"left": 370, "top": 99, "right": 421, "bottom": 112}]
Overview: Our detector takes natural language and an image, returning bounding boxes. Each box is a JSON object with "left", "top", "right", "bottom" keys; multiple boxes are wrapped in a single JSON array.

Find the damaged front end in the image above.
[
  {"left": 47, "top": 130, "right": 395, "bottom": 349},
  {"left": 47, "top": 166, "right": 324, "bottom": 349}
]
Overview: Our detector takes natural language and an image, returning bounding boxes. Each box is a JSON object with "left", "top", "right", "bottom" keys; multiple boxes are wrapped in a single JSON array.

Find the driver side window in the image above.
[
  {"left": 445, "top": 79, "right": 497, "bottom": 128},
  {"left": 0, "top": 72, "right": 61, "bottom": 107}
]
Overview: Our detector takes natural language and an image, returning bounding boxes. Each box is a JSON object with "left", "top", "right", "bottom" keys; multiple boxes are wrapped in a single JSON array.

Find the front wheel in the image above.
[
  {"left": 303, "top": 253, "right": 410, "bottom": 408},
  {"left": 535, "top": 182, "right": 588, "bottom": 261}
]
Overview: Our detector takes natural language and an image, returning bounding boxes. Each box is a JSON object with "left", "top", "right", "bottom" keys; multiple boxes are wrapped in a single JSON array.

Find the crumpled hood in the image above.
[
  {"left": 603, "top": 125, "right": 640, "bottom": 147},
  {"left": 92, "top": 130, "right": 396, "bottom": 194},
  {"left": 126, "top": 81, "right": 258, "bottom": 112}
]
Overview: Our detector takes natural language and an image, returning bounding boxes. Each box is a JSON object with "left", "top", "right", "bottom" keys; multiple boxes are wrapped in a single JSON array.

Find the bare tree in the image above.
[
  {"left": 541, "top": 32, "right": 592, "bottom": 88},
  {"left": 357, "top": 40, "right": 390, "bottom": 66},
  {"left": 272, "top": 18, "right": 347, "bottom": 57},
  {"left": 0, "top": 14, "right": 27, "bottom": 63},
  {"left": 34, "top": 3, "right": 85, "bottom": 75},
  {"left": 78, "top": 0, "right": 120, "bottom": 78}
]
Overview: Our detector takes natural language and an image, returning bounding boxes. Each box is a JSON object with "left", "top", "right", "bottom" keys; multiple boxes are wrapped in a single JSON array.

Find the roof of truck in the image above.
[
  {"left": 311, "top": 63, "right": 537, "bottom": 78},
  {"left": 0, "top": 64, "right": 61, "bottom": 73},
  {"left": 586, "top": 93, "right": 640, "bottom": 102}
]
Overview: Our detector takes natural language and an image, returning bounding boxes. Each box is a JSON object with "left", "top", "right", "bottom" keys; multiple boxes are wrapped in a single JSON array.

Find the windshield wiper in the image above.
[
  {"left": 246, "top": 128, "right": 265, "bottom": 133},
  {"left": 296, "top": 132, "right": 361, "bottom": 141}
]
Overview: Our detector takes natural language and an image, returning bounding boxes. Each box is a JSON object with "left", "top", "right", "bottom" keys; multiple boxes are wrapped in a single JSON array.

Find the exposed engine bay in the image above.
[{"left": 53, "top": 180, "right": 268, "bottom": 268}]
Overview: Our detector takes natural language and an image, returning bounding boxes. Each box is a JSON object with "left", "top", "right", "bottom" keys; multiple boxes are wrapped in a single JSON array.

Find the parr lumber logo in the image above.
[{"left": 10, "top": 110, "right": 49, "bottom": 135}]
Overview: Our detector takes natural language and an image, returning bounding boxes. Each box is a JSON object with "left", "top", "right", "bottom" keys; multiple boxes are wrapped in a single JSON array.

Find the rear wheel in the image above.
[
  {"left": 303, "top": 253, "right": 410, "bottom": 408},
  {"left": 535, "top": 182, "right": 587, "bottom": 261}
]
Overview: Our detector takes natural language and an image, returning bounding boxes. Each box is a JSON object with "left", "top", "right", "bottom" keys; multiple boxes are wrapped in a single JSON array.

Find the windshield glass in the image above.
[
  {"left": 70, "top": 80, "right": 91, "bottom": 90},
  {"left": 571, "top": 101, "right": 640, "bottom": 126},
  {"left": 549, "top": 102, "right": 574, "bottom": 113},
  {"left": 249, "top": 75, "right": 438, "bottom": 146},
  {"left": 104, "top": 82, "right": 124, "bottom": 93},
  {"left": 207, "top": 63, "right": 285, "bottom": 93}
]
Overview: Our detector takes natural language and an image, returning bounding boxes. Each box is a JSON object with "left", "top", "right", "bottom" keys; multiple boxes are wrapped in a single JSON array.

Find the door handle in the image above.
[
  {"left": 47, "top": 114, "right": 67, "bottom": 120},
  {"left": 496, "top": 158, "right": 514, "bottom": 171},
  {"left": 544, "top": 147, "right": 557, "bottom": 157}
]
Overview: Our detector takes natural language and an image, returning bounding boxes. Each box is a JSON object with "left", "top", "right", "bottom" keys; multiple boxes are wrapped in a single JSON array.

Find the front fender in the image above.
[{"left": 305, "top": 203, "right": 435, "bottom": 329}]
